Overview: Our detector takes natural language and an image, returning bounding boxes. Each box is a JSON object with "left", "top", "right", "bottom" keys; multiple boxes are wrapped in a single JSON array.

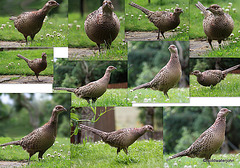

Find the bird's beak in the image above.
[
  {"left": 206, "top": 8, "right": 210, "bottom": 10},
  {"left": 63, "top": 107, "right": 67, "bottom": 111},
  {"left": 228, "top": 110, "right": 231, "bottom": 113},
  {"left": 191, "top": 72, "right": 194, "bottom": 75},
  {"left": 114, "top": 67, "right": 117, "bottom": 70}
]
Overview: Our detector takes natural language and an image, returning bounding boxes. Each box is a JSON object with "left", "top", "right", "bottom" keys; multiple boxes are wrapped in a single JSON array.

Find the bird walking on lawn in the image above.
[
  {"left": 79, "top": 124, "right": 153, "bottom": 154},
  {"left": 129, "top": 1, "right": 183, "bottom": 39},
  {"left": 192, "top": 64, "right": 240, "bottom": 87},
  {"left": 9, "top": 0, "right": 59, "bottom": 44},
  {"left": 54, "top": 66, "right": 117, "bottom": 104},
  {"left": 195, "top": 1, "right": 234, "bottom": 50},
  {"left": 17, "top": 53, "right": 48, "bottom": 82},
  {"left": 0, "top": 105, "right": 67, "bottom": 164},
  {"left": 167, "top": 108, "right": 231, "bottom": 164},
  {"left": 132, "top": 44, "right": 182, "bottom": 98},
  {"left": 84, "top": 0, "right": 120, "bottom": 52}
]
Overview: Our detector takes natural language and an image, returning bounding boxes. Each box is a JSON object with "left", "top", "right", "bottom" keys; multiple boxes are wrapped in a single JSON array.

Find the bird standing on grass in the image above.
[
  {"left": 167, "top": 108, "right": 231, "bottom": 164},
  {"left": 0, "top": 105, "right": 67, "bottom": 164},
  {"left": 10, "top": 0, "right": 59, "bottom": 44}
]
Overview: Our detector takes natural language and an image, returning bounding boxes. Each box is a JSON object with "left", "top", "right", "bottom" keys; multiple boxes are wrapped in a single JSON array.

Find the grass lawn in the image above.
[
  {"left": 71, "top": 140, "right": 163, "bottom": 168},
  {"left": 125, "top": 0, "right": 189, "bottom": 41},
  {"left": 54, "top": 89, "right": 131, "bottom": 107},
  {"left": 164, "top": 154, "right": 239, "bottom": 168},
  {"left": 0, "top": 137, "right": 70, "bottom": 168},
  {"left": 68, "top": 12, "right": 127, "bottom": 60},
  {"left": 190, "top": 0, "right": 240, "bottom": 57},
  {"left": 0, "top": 49, "right": 53, "bottom": 76},
  {"left": 128, "top": 88, "right": 190, "bottom": 103},
  {"left": 190, "top": 74, "right": 240, "bottom": 97},
  {"left": 0, "top": 15, "right": 67, "bottom": 47}
]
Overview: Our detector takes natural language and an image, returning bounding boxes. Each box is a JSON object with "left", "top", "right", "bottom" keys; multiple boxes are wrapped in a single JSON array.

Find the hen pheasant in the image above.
[
  {"left": 0, "top": 105, "right": 67, "bottom": 164},
  {"left": 10, "top": 0, "right": 59, "bottom": 43}
]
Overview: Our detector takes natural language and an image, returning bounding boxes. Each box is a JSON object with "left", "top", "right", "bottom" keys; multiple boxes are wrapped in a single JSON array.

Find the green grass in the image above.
[
  {"left": 190, "top": 0, "right": 240, "bottom": 57},
  {"left": 54, "top": 89, "right": 131, "bottom": 107},
  {"left": 0, "top": 137, "right": 70, "bottom": 168},
  {"left": 71, "top": 140, "right": 163, "bottom": 168},
  {"left": 190, "top": 74, "right": 240, "bottom": 97},
  {"left": 68, "top": 13, "right": 127, "bottom": 60},
  {"left": 0, "top": 15, "right": 67, "bottom": 47},
  {"left": 164, "top": 154, "right": 239, "bottom": 168},
  {"left": 0, "top": 49, "right": 53, "bottom": 76},
  {"left": 125, "top": 0, "right": 189, "bottom": 41},
  {"left": 128, "top": 88, "right": 190, "bottom": 103}
]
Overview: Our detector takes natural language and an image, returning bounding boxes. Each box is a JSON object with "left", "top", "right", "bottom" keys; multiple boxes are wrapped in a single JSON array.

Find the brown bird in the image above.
[
  {"left": 167, "top": 108, "right": 231, "bottom": 164},
  {"left": 132, "top": 45, "right": 182, "bottom": 98},
  {"left": 192, "top": 64, "right": 240, "bottom": 87},
  {"left": 9, "top": 0, "right": 59, "bottom": 43},
  {"left": 0, "top": 105, "right": 67, "bottom": 164},
  {"left": 17, "top": 53, "right": 48, "bottom": 82},
  {"left": 79, "top": 124, "right": 153, "bottom": 154},
  {"left": 84, "top": 0, "right": 120, "bottom": 52},
  {"left": 195, "top": 1, "right": 234, "bottom": 50},
  {"left": 129, "top": 1, "right": 183, "bottom": 39},
  {"left": 54, "top": 66, "right": 117, "bottom": 104}
]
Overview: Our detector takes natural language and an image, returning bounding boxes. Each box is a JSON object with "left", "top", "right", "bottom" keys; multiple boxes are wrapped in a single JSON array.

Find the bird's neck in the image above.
[
  {"left": 213, "top": 116, "right": 226, "bottom": 132},
  {"left": 42, "top": 56, "right": 47, "bottom": 61},
  {"left": 49, "top": 111, "right": 59, "bottom": 127},
  {"left": 136, "top": 127, "right": 147, "bottom": 135},
  {"left": 170, "top": 53, "right": 180, "bottom": 65},
  {"left": 102, "top": 7, "right": 113, "bottom": 17},
  {"left": 100, "top": 70, "right": 111, "bottom": 84},
  {"left": 39, "top": 5, "right": 53, "bottom": 16}
]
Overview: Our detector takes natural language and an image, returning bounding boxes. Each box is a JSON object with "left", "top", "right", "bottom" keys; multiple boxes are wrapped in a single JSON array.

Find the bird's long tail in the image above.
[
  {"left": 166, "top": 150, "right": 188, "bottom": 161},
  {"left": 54, "top": 87, "right": 75, "bottom": 93},
  {"left": 195, "top": 1, "right": 208, "bottom": 16},
  {"left": 17, "top": 54, "right": 30, "bottom": 63},
  {"left": 223, "top": 64, "right": 240, "bottom": 74},
  {"left": 129, "top": 2, "right": 151, "bottom": 15},
  {"left": 133, "top": 82, "right": 151, "bottom": 91},
  {"left": 9, "top": 16, "right": 17, "bottom": 21},
  {"left": 79, "top": 124, "right": 107, "bottom": 139},
  {"left": 0, "top": 140, "right": 21, "bottom": 147}
]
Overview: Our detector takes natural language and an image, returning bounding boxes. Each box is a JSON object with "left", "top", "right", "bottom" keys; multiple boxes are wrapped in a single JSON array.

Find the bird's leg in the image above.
[
  {"left": 38, "top": 151, "right": 45, "bottom": 161},
  {"left": 157, "top": 29, "right": 160, "bottom": 40},
  {"left": 30, "top": 34, "right": 35, "bottom": 43},
  {"left": 218, "top": 40, "right": 222, "bottom": 49},
  {"left": 97, "top": 43, "right": 101, "bottom": 52},
  {"left": 86, "top": 99, "right": 90, "bottom": 104},
  {"left": 164, "top": 92, "right": 169, "bottom": 99},
  {"left": 161, "top": 31, "right": 165, "bottom": 39},
  {"left": 92, "top": 98, "right": 97, "bottom": 104},
  {"left": 24, "top": 35, "right": 28, "bottom": 45},
  {"left": 117, "top": 147, "right": 121, "bottom": 154},
  {"left": 208, "top": 39, "right": 214, "bottom": 50},
  {"left": 35, "top": 73, "right": 41, "bottom": 82},
  {"left": 123, "top": 147, "right": 128, "bottom": 155},
  {"left": 28, "top": 154, "right": 33, "bottom": 165}
]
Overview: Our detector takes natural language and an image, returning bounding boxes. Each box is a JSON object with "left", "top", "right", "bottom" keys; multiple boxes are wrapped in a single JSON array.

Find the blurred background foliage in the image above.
[
  {"left": 128, "top": 41, "right": 189, "bottom": 88},
  {"left": 0, "top": 93, "right": 71, "bottom": 138},
  {"left": 164, "top": 106, "right": 240, "bottom": 154},
  {"left": 0, "top": 0, "right": 67, "bottom": 17},
  {"left": 53, "top": 60, "right": 128, "bottom": 87},
  {"left": 190, "top": 58, "right": 240, "bottom": 72}
]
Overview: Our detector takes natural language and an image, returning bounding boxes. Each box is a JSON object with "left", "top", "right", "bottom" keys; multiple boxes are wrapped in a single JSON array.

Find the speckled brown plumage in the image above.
[
  {"left": 167, "top": 108, "right": 231, "bottom": 164},
  {"left": 9, "top": 0, "right": 59, "bottom": 43},
  {"left": 192, "top": 64, "right": 240, "bottom": 87},
  {"left": 54, "top": 66, "right": 117, "bottom": 104},
  {"left": 17, "top": 53, "right": 48, "bottom": 82},
  {"left": 195, "top": 1, "right": 234, "bottom": 50},
  {"left": 0, "top": 105, "right": 67, "bottom": 163},
  {"left": 129, "top": 2, "right": 183, "bottom": 39},
  {"left": 84, "top": 0, "right": 120, "bottom": 52},
  {"left": 133, "top": 45, "right": 182, "bottom": 98},
  {"left": 79, "top": 124, "right": 153, "bottom": 154}
]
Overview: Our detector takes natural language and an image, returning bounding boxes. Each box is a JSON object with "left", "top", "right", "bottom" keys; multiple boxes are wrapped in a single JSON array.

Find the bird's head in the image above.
[
  {"left": 217, "top": 108, "right": 231, "bottom": 118},
  {"left": 206, "top": 4, "right": 224, "bottom": 15},
  {"left": 107, "top": 66, "right": 117, "bottom": 72},
  {"left": 102, "top": 0, "right": 114, "bottom": 13},
  {"left": 53, "top": 105, "right": 67, "bottom": 114},
  {"left": 144, "top": 125, "right": 154, "bottom": 132},
  {"left": 46, "top": 0, "right": 60, "bottom": 9},
  {"left": 168, "top": 44, "right": 178, "bottom": 54},
  {"left": 42, "top": 52, "right": 47, "bottom": 58},
  {"left": 174, "top": 8, "right": 183, "bottom": 14},
  {"left": 191, "top": 70, "right": 202, "bottom": 77}
]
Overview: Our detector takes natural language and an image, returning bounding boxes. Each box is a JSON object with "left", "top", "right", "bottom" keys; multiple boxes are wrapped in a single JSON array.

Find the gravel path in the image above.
[
  {"left": 125, "top": 31, "right": 178, "bottom": 41},
  {"left": 0, "top": 75, "right": 53, "bottom": 84}
]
